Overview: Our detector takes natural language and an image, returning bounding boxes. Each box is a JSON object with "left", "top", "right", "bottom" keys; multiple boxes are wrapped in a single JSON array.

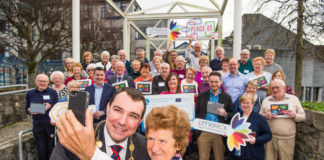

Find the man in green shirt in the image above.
[{"left": 238, "top": 49, "right": 254, "bottom": 74}]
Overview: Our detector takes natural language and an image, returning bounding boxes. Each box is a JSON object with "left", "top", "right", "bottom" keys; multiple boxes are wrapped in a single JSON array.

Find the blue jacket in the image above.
[
  {"left": 85, "top": 83, "right": 116, "bottom": 121},
  {"left": 228, "top": 111, "right": 272, "bottom": 160},
  {"left": 25, "top": 87, "right": 58, "bottom": 125}
]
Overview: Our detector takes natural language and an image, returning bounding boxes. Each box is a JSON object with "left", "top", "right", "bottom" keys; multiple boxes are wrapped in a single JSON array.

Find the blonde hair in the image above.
[
  {"left": 264, "top": 49, "right": 275, "bottom": 56},
  {"left": 186, "top": 67, "right": 197, "bottom": 75},
  {"left": 82, "top": 51, "right": 93, "bottom": 61},
  {"left": 152, "top": 56, "right": 163, "bottom": 63},
  {"left": 240, "top": 93, "right": 254, "bottom": 104},
  {"left": 72, "top": 62, "right": 83, "bottom": 71},
  {"left": 252, "top": 57, "right": 266, "bottom": 66},
  {"left": 199, "top": 56, "right": 209, "bottom": 65},
  {"left": 245, "top": 80, "right": 258, "bottom": 91},
  {"left": 64, "top": 58, "right": 74, "bottom": 72}
]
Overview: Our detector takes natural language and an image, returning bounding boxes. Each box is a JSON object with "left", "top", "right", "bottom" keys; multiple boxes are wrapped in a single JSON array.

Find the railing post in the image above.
[{"left": 18, "top": 128, "right": 33, "bottom": 160}]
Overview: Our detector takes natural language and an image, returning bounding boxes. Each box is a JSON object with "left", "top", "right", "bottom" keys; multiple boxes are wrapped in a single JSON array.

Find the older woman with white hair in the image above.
[
  {"left": 105, "top": 55, "right": 124, "bottom": 80},
  {"left": 96, "top": 51, "right": 111, "bottom": 72},
  {"left": 50, "top": 71, "right": 67, "bottom": 99},
  {"left": 86, "top": 63, "right": 96, "bottom": 84}
]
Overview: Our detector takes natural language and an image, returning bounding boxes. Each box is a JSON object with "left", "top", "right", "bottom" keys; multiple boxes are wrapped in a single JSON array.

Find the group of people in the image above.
[{"left": 25, "top": 37, "right": 305, "bottom": 160}]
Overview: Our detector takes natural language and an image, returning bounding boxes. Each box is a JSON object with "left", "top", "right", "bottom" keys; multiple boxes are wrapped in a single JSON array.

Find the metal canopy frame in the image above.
[{"left": 104, "top": 0, "right": 228, "bottom": 60}]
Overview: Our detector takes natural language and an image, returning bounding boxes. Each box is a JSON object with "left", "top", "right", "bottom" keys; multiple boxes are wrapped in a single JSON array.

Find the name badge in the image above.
[
  {"left": 201, "top": 77, "right": 203, "bottom": 80},
  {"left": 244, "top": 69, "right": 249, "bottom": 74},
  {"left": 179, "top": 74, "right": 184, "bottom": 78},
  {"left": 43, "top": 95, "right": 50, "bottom": 100},
  {"left": 158, "top": 82, "right": 165, "bottom": 87}
]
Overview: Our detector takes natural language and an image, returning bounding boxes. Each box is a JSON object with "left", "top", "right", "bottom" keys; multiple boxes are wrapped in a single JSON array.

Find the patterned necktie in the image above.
[
  {"left": 111, "top": 145, "right": 123, "bottom": 160},
  {"left": 118, "top": 77, "right": 121, "bottom": 82}
]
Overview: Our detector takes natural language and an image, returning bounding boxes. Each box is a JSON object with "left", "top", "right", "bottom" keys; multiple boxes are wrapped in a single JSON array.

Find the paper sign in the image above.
[
  {"left": 253, "top": 75, "right": 268, "bottom": 87},
  {"left": 49, "top": 102, "right": 68, "bottom": 122},
  {"left": 181, "top": 84, "right": 198, "bottom": 94},
  {"left": 77, "top": 79, "right": 92, "bottom": 90},
  {"left": 112, "top": 80, "right": 129, "bottom": 91},
  {"left": 207, "top": 102, "right": 224, "bottom": 115},
  {"left": 192, "top": 113, "right": 252, "bottom": 151},
  {"left": 136, "top": 82, "right": 152, "bottom": 95},
  {"left": 269, "top": 102, "right": 289, "bottom": 117},
  {"left": 143, "top": 94, "right": 195, "bottom": 131}
]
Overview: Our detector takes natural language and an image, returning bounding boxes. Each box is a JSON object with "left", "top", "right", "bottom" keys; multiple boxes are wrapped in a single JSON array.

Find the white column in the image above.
[
  {"left": 72, "top": 0, "right": 80, "bottom": 62},
  {"left": 233, "top": 0, "right": 242, "bottom": 59},
  {"left": 123, "top": 18, "right": 130, "bottom": 60}
]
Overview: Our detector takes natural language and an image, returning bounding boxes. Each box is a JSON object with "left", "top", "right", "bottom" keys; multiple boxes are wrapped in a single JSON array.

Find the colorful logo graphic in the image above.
[
  {"left": 270, "top": 104, "right": 288, "bottom": 115},
  {"left": 227, "top": 113, "right": 252, "bottom": 151},
  {"left": 114, "top": 84, "right": 126, "bottom": 91},
  {"left": 169, "top": 20, "right": 180, "bottom": 41},
  {"left": 255, "top": 76, "right": 268, "bottom": 87},
  {"left": 136, "top": 83, "right": 151, "bottom": 94},
  {"left": 182, "top": 85, "right": 197, "bottom": 93}
]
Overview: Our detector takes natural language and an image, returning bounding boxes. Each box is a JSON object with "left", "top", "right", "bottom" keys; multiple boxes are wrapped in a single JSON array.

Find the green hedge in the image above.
[{"left": 301, "top": 101, "right": 324, "bottom": 112}]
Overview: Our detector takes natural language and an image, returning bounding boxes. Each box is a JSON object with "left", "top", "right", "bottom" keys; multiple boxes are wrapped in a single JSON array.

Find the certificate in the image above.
[
  {"left": 112, "top": 80, "right": 128, "bottom": 91},
  {"left": 142, "top": 94, "right": 195, "bottom": 131},
  {"left": 136, "top": 82, "right": 152, "bottom": 95},
  {"left": 252, "top": 75, "right": 268, "bottom": 87},
  {"left": 269, "top": 102, "right": 289, "bottom": 117},
  {"left": 181, "top": 84, "right": 198, "bottom": 94},
  {"left": 77, "top": 79, "right": 92, "bottom": 90}
]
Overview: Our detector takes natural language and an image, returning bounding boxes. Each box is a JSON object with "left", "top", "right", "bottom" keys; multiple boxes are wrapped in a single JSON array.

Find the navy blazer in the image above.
[
  {"left": 228, "top": 111, "right": 272, "bottom": 159},
  {"left": 85, "top": 83, "right": 116, "bottom": 120},
  {"left": 108, "top": 75, "right": 134, "bottom": 88}
]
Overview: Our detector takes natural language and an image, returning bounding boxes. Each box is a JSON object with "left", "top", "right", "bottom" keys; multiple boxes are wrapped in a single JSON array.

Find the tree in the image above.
[
  {"left": 80, "top": 0, "right": 123, "bottom": 59},
  {"left": 256, "top": 0, "right": 324, "bottom": 99},
  {"left": 0, "top": 0, "right": 72, "bottom": 87}
]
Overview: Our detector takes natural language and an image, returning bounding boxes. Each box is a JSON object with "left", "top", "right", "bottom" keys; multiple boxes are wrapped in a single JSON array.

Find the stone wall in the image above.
[
  {"left": 0, "top": 132, "right": 37, "bottom": 160},
  {"left": 0, "top": 92, "right": 27, "bottom": 127},
  {"left": 295, "top": 109, "right": 324, "bottom": 159}
]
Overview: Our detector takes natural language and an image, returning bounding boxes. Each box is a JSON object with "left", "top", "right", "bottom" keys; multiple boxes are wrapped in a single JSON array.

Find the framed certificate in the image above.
[
  {"left": 135, "top": 82, "right": 152, "bottom": 94},
  {"left": 253, "top": 75, "right": 268, "bottom": 87},
  {"left": 112, "top": 80, "right": 129, "bottom": 91},
  {"left": 269, "top": 102, "right": 289, "bottom": 117},
  {"left": 181, "top": 84, "right": 198, "bottom": 94},
  {"left": 77, "top": 79, "right": 92, "bottom": 90}
]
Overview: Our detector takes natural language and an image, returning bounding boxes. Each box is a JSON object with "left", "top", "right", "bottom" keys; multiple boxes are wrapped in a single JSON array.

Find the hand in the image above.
[
  {"left": 188, "top": 35, "right": 194, "bottom": 43},
  {"left": 56, "top": 108, "right": 96, "bottom": 160},
  {"left": 168, "top": 41, "right": 173, "bottom": 49},
  {"left": 217, "top": 108, "right": 227, "bottom": 117},
  {"left": 50, "top": 120, "right": 56, "bottom": 126},
  {"left": 263, "top": 110, "right": 276, "bottom": 120},
  {"left": 246, "top": 135, "right": 256, "bottom": 144},
  {"left": 284, "top": 110, "right": 296, "bottom": 118},
  {"left": 93, "top": 111, "right": 102, "bottom": 119},
  {"left": 44, "top": 103, "right": 51, "bottom": 111},
  {"left": 259, "top": 85, "right": 268, "bottom": 91}
]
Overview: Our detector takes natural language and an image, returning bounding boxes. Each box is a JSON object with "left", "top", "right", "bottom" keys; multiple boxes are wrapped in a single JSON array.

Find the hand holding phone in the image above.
[{"left": 68, "top": 91, "right": 90, "bottom": 125}]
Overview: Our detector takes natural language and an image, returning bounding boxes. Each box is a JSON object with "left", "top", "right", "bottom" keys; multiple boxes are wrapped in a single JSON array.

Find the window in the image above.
[
  {"left": 305, "top": 87, "right": 312, "bottom": 101},
  {"left": 313, "top": 87, "right": 321, "bottom": 102},
  {"left": 101, "top": 3, "right": 121, "bottom": 19},
  {"left": 135, "top": 27, "right": 146, "bottom": 40}
]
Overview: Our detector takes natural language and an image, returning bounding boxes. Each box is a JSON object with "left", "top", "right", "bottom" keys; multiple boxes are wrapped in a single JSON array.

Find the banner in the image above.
[{"left": 142, "top": 94, "right": 195, "bottom": 130}]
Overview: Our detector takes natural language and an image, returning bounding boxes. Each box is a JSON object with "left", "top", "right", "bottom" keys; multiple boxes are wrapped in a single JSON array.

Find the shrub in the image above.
[{"left": 301, "top": 101, "right": 324, "bottom": 112}]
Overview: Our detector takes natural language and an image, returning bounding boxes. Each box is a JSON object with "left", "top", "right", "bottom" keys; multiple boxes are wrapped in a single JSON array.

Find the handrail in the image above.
[
  {"left": 0, "top": 89, "right": 33, "bottom": 96},
  {"left": 0, "top": 84, "right": 28, "bottom": 89},
  {"left": 18, "top": 128, "right": 33, "bottom": 160}
]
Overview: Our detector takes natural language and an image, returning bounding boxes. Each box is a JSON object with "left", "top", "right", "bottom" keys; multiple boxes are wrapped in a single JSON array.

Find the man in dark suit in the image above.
[
  {"left": 85, "top": 67, "right": 116, "bottom": 123},
  {"left": 209, "top": 46, "right": 225, "bottom": 71},
  {"left": 195, "top": 71, "right": 233, "bottom": 160},
  {"left": 108, "top": 61, "right": 134, "bottom": 88},
  {"left": 51, "top": 88, "right": 150, "bottom": 160}
]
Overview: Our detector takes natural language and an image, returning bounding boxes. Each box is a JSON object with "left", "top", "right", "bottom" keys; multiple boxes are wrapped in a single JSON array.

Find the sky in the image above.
[{"left": 135, "top": 0, "right": 323, "bottom": 45}]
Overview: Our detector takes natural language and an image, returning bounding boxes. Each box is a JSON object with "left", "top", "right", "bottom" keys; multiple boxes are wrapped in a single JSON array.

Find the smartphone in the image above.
[{"left": 68, "top": 91, "right": 90, "bottom": 125}]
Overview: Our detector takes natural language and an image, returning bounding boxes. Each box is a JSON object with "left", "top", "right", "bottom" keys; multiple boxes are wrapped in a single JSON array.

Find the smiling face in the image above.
[
  {"left": 36, "top": 74, "right": 49, "bottom": 92},
  {"left": 85, "top": 55, "right": 92, "bottom": 63},
  {"left": 194, "top": 43, "right": 202, "bottom": 55},
  {"left": 240, "top": 52, "right": 250, "bottom": 62},
  {"left": 241, "top": 99, "right": 253, "bottom": 114},
  {"left": 160, "top": 64, "right": 170, "bottom": 78},
  {"left": 118, "top": 50, "right": 126, "bottom": 62},
  {"left": 111, "top": 58, "right": 118, "bottom": 69},
  {"left": 131, "top": 61, "right": 141, "bottom": 73},
  {"left": 209, "top": 75, "right": 221, "bottom": 92},
  {"left": 140, "top": 66, "right": 150, "bottom": 78},
  {"left": 72, "top": 67, "right": 81, "bottom": 78},
  {"left": 221, "top": 61, "right": 229, "bottom": 71},
  {"left": 94, "top": 69, "right": 105, "bottom": 86},
  {"left": 170, "top": 51, "right": 178, "bottom": 62},
  {"left": 53, "top": 74, "right": 63, "bottom": 86},
  {"left": 66, "top": 59, "right": 74, "bottom": 71},
  {"left": 271, "top": 80, "right": 285, "bottom": 100},
  {"left": 245, "top": 84, "right": 257, "bottom": 95},
  {"left": 116, "top": 62, "right": 125, "bottom": 76},
  {"left": 201, "top": 68, "right": 211, "bottom": 82},
  {"left": 147, "top": 129, "right": 179, "bottom": 160},
  {"left": 153, "top": 59, "right": 161, "bottom": 70},
  {"left": 186, "top": 69, "right": 195, "bottom": 83},
  {"left": 215, "top": 47, "right": 224, "bottom": 59},
  {"left": 101, "top": 54, "right": 109, "bottom": 63},
  {"left": 106, "top": 92, "right": 144, "bottom": 143},
  {"left": 175, "top": 57, "right": 185, "bottom": 69},
  {"left": 273, "top": 71, "right": 283, "bottom": 80},
  {"left": 265, "top": 52, "right": 274, "bottom": 65},
  {"left": 229, "top": 59, "right": 239, "bottom": 75},
  {"left": 253, "top": 60, "right": 264, "bottom": 72},
  {"left": 168, "top": 75, "right": 178, "bottom": 91}
]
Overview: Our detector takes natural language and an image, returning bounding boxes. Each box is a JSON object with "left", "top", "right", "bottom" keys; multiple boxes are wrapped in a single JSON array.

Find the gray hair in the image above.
[
  {"left": 175, "top": 56, "right": 185, "bottom": 62},
  {"left": 201, "top": 66, "right": 212, "bottom": 73},
  {"left": 154, "top": 49, "right": 163, "bottom": 56},
  {"left": 86, "top": 63, "right": 96, "bottom": 71},
  {"left": 271, "top": 79, "right": 286, "bottom": 87},
  {"left": 118, "top": 50, "right": 126, "bottom": 55},
  {"left": 116, "top": 61, "right": 125, "bottom": 68},
  {"left": 241, "top": 49, "right": 250, "bottom": 55},
  {"left": 160, "top": 62, "right": 170, "bottom": 69},
  {"left": 110, "top": 55, "right": 120, "bottom": 61},
  {"left": 36, "top": 73, "right": 49, "bottom": 81},
  {"left": 136, "top": 48, "right": 145, "bottom": 53},
  {"left": 50, "top": 71, "right": 64, "bottom": 82},
  {"left": 101, "top": 51, "right": 110, "bottom": 57}
]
